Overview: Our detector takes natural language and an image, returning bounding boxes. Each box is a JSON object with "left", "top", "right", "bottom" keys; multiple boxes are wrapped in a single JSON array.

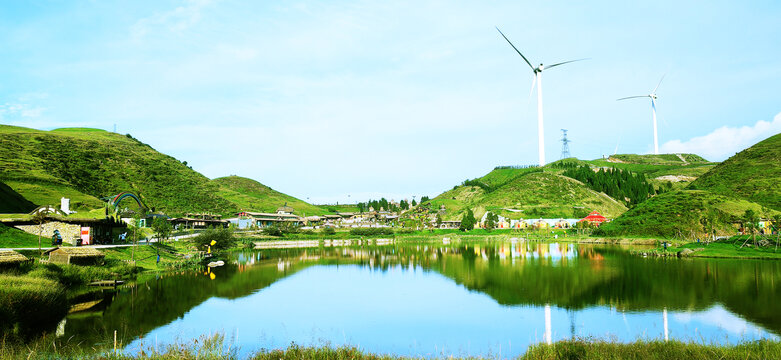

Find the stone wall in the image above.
[{"left": 15, "top": 221, "right": 81, "bottom": 244}]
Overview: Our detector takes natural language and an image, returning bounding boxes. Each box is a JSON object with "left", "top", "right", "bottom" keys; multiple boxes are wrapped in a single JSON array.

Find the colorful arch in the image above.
[{"left": 111, "top": 192, "right": 145, "bottom": 210}]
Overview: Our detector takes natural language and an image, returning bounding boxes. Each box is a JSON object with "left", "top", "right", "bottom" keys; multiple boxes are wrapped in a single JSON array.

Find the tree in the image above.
[
  {"left": 772, "top": 213, "right": 781, "bottom": 252},
  {"left": 459, "top": 209, "right": 476, "bottom": 231},
  {"left": 192, "top": 228, "right": 236, "bottom": 251},
  {"left": 484, "top": 212, "right": 499, "bottom": 231},
  {"left": 740, "top": 209, "right": 759, "bottom": 248},
  {"left": 31, "top": 210, "right": 48, "bottom": 255},
  {"left": 436, "top": 213, "right": 443, "bottom": 228},
  {"left": 700, "top": 209, "right": 718, "bottom": 244},
  {"left": 411, "top": 199, "right": 417, "bottom": 207},
  {"left": 151, "top": 217, "right": 172, "bottom": 244},
  {"left": 421, "top": 196, "right": 430, "bottom": 203}
]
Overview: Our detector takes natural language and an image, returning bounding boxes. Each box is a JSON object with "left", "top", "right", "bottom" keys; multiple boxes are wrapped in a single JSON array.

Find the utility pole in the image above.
[{"left": 560, "top": 129, "right": 571, "bottom": 160}]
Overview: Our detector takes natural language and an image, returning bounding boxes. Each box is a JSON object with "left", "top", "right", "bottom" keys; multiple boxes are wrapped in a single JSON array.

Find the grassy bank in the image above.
[
  {"left": 0, "top": 274, "right": 68, "bottom": 337},
  {"left": 2, "top": 336, "right": 781, "bottom": 360},
  {"left": 635, "top": 236, "right": 781, "bottom": 259}
]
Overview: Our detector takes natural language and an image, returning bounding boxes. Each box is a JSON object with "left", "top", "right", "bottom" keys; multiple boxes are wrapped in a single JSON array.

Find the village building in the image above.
[
  {"left": 44, "top": 247, "right": 105, "bottom": 265},
  {"left": 0, "top": 250, "right": 29, "bottom": 268},
  {"left": 169, "top": 213, "right": 229, "bottom": 229},
  {"left": 439, "top": 220, "right": 461, "bottom": 229},
  {"left": 578, "top": 211, "right": 609, "bottom": 226}
]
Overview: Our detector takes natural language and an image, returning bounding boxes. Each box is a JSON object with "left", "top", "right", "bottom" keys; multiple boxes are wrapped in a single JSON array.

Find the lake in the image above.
[{"left": 41, "top": 240, "right": 781, "bottom": 358}]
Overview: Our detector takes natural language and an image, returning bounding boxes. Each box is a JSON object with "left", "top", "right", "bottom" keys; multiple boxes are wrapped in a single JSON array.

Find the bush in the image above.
[
  {"left": 191, "top": 228, "right": 236, "bottom": 251},
  {"left": 321, "top": 227, "right": 336, "bottom": 235},
  {"left": 349, "top": 228, "right": 394, "bottom": 236},
  {"left": 262, "top": 226, "right": 284, "bottom": 237}
]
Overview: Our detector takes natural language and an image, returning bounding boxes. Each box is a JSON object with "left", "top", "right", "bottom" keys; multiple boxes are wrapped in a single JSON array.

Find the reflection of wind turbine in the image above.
[
  {"left": 617, "top": 75, "right": 665, "bottom": 154},
  {"left": 496, "top": 27, "right": 587, "bottom": 166}
]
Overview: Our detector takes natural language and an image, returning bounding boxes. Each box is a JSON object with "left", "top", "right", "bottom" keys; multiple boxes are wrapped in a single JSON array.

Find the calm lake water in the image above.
[{"left": 43, "top": 241, "right": 781, "bottom": 358}]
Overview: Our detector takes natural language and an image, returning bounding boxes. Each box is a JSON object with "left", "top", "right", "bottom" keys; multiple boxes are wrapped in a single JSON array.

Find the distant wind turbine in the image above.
[
  {"left": 496, "top": 27, "right": 587, "bottom": 166},
  {"left": 617, "top": 75, "right": 665, "bottom": 155}
]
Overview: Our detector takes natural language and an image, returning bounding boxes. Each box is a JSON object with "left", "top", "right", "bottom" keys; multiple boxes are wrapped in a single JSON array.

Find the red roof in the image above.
[{"left": 580, "top": 211, "right": 607, "bottom": 223}]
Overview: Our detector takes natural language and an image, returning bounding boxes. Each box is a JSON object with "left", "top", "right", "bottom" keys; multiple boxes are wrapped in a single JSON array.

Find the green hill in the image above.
[
  {"left": 0, "top": 125, "right": 235, "bottom": 215},
  {"left": 429, "top": 169, "right": 628, "bottom": 221},
  {"left": 211, "top": 176, "right": 328, "bottom": 216},
  {"left": 599, "top": 190, "right": 779, "bottom": 239},
  {"left": 688, "top": 133, "right": 781, "bottom": 211},
  {"left": 0, "top": 180, "right": 36, "bottom": 213},
  {"left": 583, "top": 154, "right": 717, "bottom": 191}
]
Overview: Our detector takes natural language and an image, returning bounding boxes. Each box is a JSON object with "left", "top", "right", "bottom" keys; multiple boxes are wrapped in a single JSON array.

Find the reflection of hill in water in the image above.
[{"left": 63, "top": 242, "right": 781, "bottom": 344}]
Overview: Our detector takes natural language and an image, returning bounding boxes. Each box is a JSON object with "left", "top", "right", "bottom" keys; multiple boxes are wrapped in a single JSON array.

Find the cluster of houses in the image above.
[
  {"left": 225, "top": 204, "right": 400, "bottom": 230},
  {"left": 435, "top": 211, "right": 610, "bottom": 230}
]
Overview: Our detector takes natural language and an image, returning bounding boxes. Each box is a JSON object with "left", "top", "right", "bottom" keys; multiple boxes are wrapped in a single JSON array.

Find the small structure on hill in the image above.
[
  {"left": 276, "top": 204, "right": 295, "bottom": 215},
  {"left": 579, "top": 211, "right": 608, "bottom": 226},
  {"left": 45, "top": 247, "right": 105, "bottom": 265},
  {"left": 0, "top": 250, "right": 29, "bottom": 268}
]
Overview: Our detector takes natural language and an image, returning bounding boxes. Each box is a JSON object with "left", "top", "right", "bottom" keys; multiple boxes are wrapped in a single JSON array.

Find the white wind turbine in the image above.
[
  {"left": 496, "top": 27, "right": 587, "bottom": 166},
  {"left": 617, "top": 75, "right": 665, "bottom": 155}
]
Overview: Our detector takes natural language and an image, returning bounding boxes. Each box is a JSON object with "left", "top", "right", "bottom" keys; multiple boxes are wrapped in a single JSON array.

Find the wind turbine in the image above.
[
  {"left": 496, "top": 27, "right": 587, "bottom": 166},
  {"left": 617, "top": 75, "right": 665, "bottom": 155}
]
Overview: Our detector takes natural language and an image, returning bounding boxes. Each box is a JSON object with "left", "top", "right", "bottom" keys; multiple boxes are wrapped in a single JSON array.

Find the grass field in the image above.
[
  {"left": 429, "top": 170, "right": 627, "bottom": 221},
  {"left": 212, "top": 175, "right": 328, "bottom": 216},
  {"left": 688, "top": 132, "right": 781, "bottom": 211},
  {"left": 0, "top": 223, "right": 43, "bottom": 248},
  {"left": 642, "top": 237, "right": 781, "bottom": 259},
  {"left": 599, "top": 190, "right": 778, "bottom": 240}
]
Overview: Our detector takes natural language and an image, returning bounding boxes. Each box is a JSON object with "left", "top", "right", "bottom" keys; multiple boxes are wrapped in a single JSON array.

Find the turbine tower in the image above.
[
  {"left": 560, "top": 129, "right": 571, "bottom": 159},
  {"left": 617, "top": 75, "right": 665, "bottom": 154},
  {"left": 496, "top": 27, "right": 586, "bottom": 166}
]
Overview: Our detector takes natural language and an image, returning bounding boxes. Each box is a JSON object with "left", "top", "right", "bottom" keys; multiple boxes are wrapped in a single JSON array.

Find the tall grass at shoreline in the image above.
[{"left": 2, "top": 333, "right": 781, "bottom": 360}]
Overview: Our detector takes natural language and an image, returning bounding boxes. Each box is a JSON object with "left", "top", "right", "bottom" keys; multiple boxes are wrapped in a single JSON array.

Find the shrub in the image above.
[
  {"left": 262, "top": 226, "right": 284, "bottom": 237},
  {"left": 191, "top": 228, "right": 236, "bottom": 251},
  {"left": 321, "top": 227, "right": 336, "bottom": 235},
  {"left": 349, "top": 228, "right": 394, "bottom": 236}
]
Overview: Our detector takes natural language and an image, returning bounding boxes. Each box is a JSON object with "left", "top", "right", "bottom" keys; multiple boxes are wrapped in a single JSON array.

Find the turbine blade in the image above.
[
  {"left": 546, "top": 58, "right": 590, "bottom": 69},
  {"left": 616, "top": 96, "right": 647, "bottom": 101},
  {"left": 529, "top": 74, "right": 537, "bottom": 100},
  {"left": 495, "top": 27, "right": 535, "bottom": 71},
  {"left": 652, "top": 74, "right": 666, "bottom": 94}
]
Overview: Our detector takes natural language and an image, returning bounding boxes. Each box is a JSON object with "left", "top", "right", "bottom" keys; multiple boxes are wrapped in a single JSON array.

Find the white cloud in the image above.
[
  {"left": 130, "top": 0, "right": 213, "bottom": 41},
  {"left": 660, "top": 112, "right": 781, "bottom": 161},
  {"left": 0, "top": 102, "right": 45, "bottom": 120}
]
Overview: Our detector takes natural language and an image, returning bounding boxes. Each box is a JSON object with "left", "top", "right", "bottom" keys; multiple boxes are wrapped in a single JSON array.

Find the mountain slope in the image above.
[
  {"left": 599, "top": 190, "right": 779, "bottom": 238},
  {"left": 688, "top": 133, "right": 781, "bottom": 211},
  {"left": 0, "top": 180, "right": 36, "bottom": 213},
  {"left": 0, "top": 125, "right": 235, "bottom": 215},
  {"left": 429, "top": 169, "right": 628, "bottom": 221},
  {"left": 211, "top": 176, "right": 328, "bottom": 215}
]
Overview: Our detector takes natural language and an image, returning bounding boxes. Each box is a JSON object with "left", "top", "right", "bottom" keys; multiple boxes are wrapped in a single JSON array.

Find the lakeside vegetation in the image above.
[{"left": 2, "top": 335, "right": 780, "bottom": 360}]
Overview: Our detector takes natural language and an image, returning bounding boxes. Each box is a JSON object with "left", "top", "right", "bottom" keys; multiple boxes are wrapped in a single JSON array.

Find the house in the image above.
[
  {"left": 578, "top": 211, "right": 608, "bottom": 226},
  {"left": 439, "top": 220, "right": 461, "bottom": 229},
  {"left": 238, "top": 211, "right": 302, "bottom": 228},
  {"left": 0, "top": 250, "right": 29, "bottom": 268},
  {"left": 170, "top": 213, "right": 229, "bottom": 229},
  {"left": 45, "top": 247, "right": 105, "bottom": 265},
  {"left": 276, "top": 204, "right": 295, "bottom": 215}
]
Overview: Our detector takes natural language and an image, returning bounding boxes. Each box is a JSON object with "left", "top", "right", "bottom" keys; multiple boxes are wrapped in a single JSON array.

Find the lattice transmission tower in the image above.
[{"left": 560, "top": 129, "right": 571, "bottom": 159}]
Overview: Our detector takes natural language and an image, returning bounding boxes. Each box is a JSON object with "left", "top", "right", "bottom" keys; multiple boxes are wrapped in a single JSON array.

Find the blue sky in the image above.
[{"left": 1, "top": 1, "right": 780, "bottom": 203}]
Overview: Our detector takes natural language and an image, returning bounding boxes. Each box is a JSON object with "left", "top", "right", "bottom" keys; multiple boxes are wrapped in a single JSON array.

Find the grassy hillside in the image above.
[
  {"left": 0, "top": 180, "right": 36, "bottom": 213},
  {"left": 599, "top": 190, "right": 778, "bottom": 239},
  {"left": 0, "top": 223, "right": 41, "bottom": 248},
  {"left": 429, "top": 169, "right": 627, "bottom": 221},
  {"left": 688, "top": 133, "right": 781, "bottom": 211},
  {"left": 211, "top": 176, "right": 328, "bottom": 216},
  {"left": 584, "top": 154, "right": 716, "bottom": 191},
  {"left": 0, "top": 125, "right": 236, "bottom": 215}
]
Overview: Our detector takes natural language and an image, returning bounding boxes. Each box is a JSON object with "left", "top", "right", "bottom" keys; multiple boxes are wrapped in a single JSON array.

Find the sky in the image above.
[{"left": 1, "top": 1, "right": 780, "bottom": 204}]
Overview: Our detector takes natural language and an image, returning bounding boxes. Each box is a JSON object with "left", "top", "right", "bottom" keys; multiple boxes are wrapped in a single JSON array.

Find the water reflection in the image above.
[{"left": 27, "top": 241, "right": 781, "bottom": 358}]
